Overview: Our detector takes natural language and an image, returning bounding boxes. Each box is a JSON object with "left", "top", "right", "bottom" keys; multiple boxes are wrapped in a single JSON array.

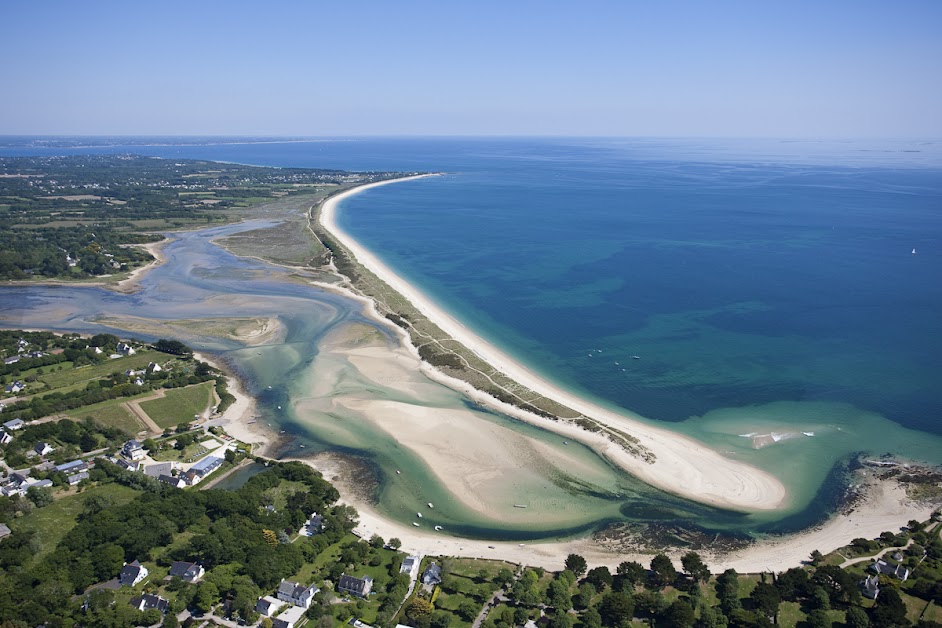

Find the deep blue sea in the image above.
[{"left": 3, "top": 137, "right": 941, "bottom": 483}]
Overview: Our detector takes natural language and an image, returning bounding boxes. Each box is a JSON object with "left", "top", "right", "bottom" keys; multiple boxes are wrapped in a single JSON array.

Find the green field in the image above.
[
  {"left": 66, "top": 398, "right": 144, "bottom": 434},
  {"left": 33, "top": 350, "right": 168, "bottom": 390},
  {"left": 9, "top": 483, "right": 139, "bottom": 563},
  {"left": 139, "top": 381, "right": 215, "bottom": 429}
]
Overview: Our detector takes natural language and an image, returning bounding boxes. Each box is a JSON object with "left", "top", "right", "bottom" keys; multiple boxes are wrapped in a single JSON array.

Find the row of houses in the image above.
[
  {"left": 0, "top": 455, "right": 95, "bottom": 496},
  {"left": 860, "top": 553, "right": 913, "bottom": 600}
]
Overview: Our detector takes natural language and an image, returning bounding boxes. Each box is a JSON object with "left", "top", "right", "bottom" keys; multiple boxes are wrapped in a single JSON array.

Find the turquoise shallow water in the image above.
[{"left": 2, "top": 137, "right": 941, "bottom": 538}]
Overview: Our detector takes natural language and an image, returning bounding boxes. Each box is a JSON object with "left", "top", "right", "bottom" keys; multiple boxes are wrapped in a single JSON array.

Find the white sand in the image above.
[
  {"left": 319, "top": 178, "right": 787, "bottom": 513},
  {"left": 116, "top": 239, "right": 171, "bottom": 293},
  {"left": 194, "top": 351, "right": 276, "bottom": 456},
  {"left": 307, "top": 453, "right": 938, "bottom": 573}
]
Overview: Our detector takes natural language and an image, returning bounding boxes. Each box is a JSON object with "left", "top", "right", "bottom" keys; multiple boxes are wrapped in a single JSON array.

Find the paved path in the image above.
[{"left": 839, "top": 538, "right": 913, "bottom": 569}]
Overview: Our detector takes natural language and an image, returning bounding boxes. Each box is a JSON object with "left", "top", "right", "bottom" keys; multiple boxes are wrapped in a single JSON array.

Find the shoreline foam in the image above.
[{"left": 318, "top": 177, "right": 788, "bottom": 513}]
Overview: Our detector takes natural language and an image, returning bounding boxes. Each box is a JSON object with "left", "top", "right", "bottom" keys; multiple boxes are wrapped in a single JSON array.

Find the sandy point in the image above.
[{"left": 318, "top": 177, "right": 787, "bottom": 513}]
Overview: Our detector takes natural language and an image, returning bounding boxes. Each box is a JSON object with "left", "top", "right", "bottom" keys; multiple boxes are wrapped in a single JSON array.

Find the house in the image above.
[
  {"left": 4, "top": 381, "right": 25, "bottom": 395},
  {"left": 189, "top": 455, "right": 224, "bottom": 479},
  {"left": 133, "top": 377, "right": 144, "bottom": 386},
  {"left": 276, "top": 579, "right": 318, "bottom": 608},
  {"left": 422, "top": 562, "right": 442, "bottom": 586},
  {"left": 400, "top": 555, "right": 420, "bottom": 580},
  {"left": 168, "top": 561, "right": 205, "bottom": 583},
  {"left": 122, "top": 440, "right": 147, "bottom": 461},
  {"left": 2, "top": 419, "right": 24, "bottom": 431},
  {"left": 870, "top": 558, "right": 910, "bottom": 581},
  {"left": 67, "top": 471, "right": 90, "bottom": 486},
  {"left": 273, "top": 606, "right": 307, "bottom": 628},
  {"left": 56, "top": 459, "right": 91, "bottom": 474},
  {"left": 147, "top": 362, "right": 162, "bottom": 373},
  {"left": 337, "top": 574, "right": 373, "bottom": 598},
  {"left": 29, "top": 479, "right": 53, "bottom": 490},
  {"left": 158, "top": 474, "right": 186, "bottom": 488},
  {"left": 861, "top": 574, "right": 880, "bottom": 599},
  {"left": 119, "top": 560, "right": 149, "bottom": 587},
  {"left": 303, "top": 512, "right": 325, "bottom": 536},
  {"left": 0, "top": 431, "right": 11, "bottom": 445},
  {"left": 89, "top": 346, "right": 103, "bottom": 354},
  {"left": 34, "top": 442, "right": 55, "bottom": 456},
  {"left": 255, "top": 595, "right": 281, "bottom": 616},
  {"left": 116, "top": 342, "right": 136, "bottom": 355},
  {"left": 2, "top": 356, "right": 20, "bottom": 365},
  {"left": 129, "top": 593, "right": 169, "bottom": 613},
  {"left": 117, "top": 458, "right": 141, "bottom": 472},
  {"left": 0, "top": 523, "right": 11, "bottom": 540}
]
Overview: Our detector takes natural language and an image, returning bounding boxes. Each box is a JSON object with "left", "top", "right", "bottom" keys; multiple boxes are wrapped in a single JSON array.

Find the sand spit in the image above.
[
  {"left": 115, "top": 238, "right": 171, "bottom": 293},
  {"left": 318, "top": 178, "right": 787, "bottom": 513}
]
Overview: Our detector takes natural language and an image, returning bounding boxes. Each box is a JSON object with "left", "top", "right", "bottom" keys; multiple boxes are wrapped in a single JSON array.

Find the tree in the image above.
[
  {"left": 810, "top": 549, "right": 824, "bottom": 566},
  {"left": 806, "top": 608, "right": 832, "bottom": 628},
  {"left": 162, "top": 613, "right": 180, "bottom": 628},
  {"left": 660, "top": 599, "right": 695, "bottom": 628},
  {"left": 195, "top": 581, "right": 220, "bottom": 614},
  {"left": 775, "top": 567, "right": 810, "bottom": 602},
  {"left": 388, "top": 537, "right": 402, "bottom": 550},
  {"left": 871, "top": 587, "right": 908, "bottom": 627},
  {"left": 649, "top": 554, "right": 677, "bottom": 590},
  {"left": 565, "top": 554, "right": 587, "bottom": 578},
  {"left": 615, "top": 561, "right": 646, "bottom": 590},
  {"left": 457, "top": 599, "right": 479, "bottom": 621},
  {"left": 406, "top": 597, "right": 434, "bottom": 623},
  {"left": 79, "top": 431, "right": 98, "bottom": 452},
  {"left": 573, "top": 582, "right": 596, "bottom": 609},
  {"left": 585, "top": 566, "right": 613, "bottom": 592},
  {"left": 597, "top": 591, "right": 634, "bottom": 627},
  {"left": 549, "top": 615, "right": 573, "bottom": 628},
  {"left": 26, "top": 486, "right": 53, "bottom": 508},
  {"left": 716, "top": 569, "right": 741, "bottom": 616},
  {"left": 680, "top": 551, "right": 711, "bottom": 584},
  {"left": 845, "top": 605, "right": 870, "bottom": 628},
  {"left": 580, "top": 607, "right": 602, "bottom": 628},
  {"left": 547, "top": 579, "right": 572, "bottom": 613},
  {"left": 749, "top": 582, "right": 780, "bottom": 621},
  {"left": 370, "top": 534, "right": 385, "bottom": 549}
]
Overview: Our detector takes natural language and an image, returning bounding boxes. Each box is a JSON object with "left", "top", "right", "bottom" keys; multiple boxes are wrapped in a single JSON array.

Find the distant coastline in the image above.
[{"left": 314, "top": 176, "right": 788, "bottom": 513}]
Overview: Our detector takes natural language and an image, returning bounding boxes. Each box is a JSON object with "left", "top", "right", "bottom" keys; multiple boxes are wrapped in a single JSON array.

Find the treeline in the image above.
[
  {"left": 0, "top": 460, "right": 351, "bottom": 626},
  {"left": 0, "top": 225, "right": 159, "bottom": 280}
]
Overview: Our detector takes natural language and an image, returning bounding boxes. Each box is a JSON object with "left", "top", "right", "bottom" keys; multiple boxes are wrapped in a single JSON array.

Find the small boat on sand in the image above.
[
  {"left": 514, "top": 504, "right": 528, "bottom": 508},
  {"left": 413, "top": 522, "right": 420, "bottom": 527}
]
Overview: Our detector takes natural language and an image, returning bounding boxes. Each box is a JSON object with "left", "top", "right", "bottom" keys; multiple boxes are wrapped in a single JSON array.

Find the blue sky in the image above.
[{"left": 1, "top": 0, "right": 940, "bottom": 137}]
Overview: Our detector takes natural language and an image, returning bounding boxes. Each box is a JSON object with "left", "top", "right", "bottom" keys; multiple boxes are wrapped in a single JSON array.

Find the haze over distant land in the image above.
[{"left": 1, "top": 0, "right": 940, "bottom": 137}]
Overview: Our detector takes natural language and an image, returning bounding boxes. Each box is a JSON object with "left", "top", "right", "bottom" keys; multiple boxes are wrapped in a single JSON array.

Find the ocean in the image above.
[{"left": 2, "top": 136, "right": 941, "bottom": 537}]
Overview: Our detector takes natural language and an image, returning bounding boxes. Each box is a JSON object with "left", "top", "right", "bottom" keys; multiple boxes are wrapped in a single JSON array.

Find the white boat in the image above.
[
  {"left": 631, "top": 355, "right": 641, "bottom": 360},
  {"left": 912, "top": 248, "right": 917, "bottom": 255},
  {"left": 417, "top": 512, "right": 423, "bottom": 518},
  {"left": 434, "top": 525, "right": 443, "bottom": 531},
  {"left": 413, "top": 522, "right": 420, "bottom": 527},
  {"left": 514, "top": 504, "right": 528, "bottom": 508},
  {"left": 427, "top": 502, "right": 434, "bottom": 508},
  {"left": 396, "top": 470, "right": 401, "bottom": 474},
  {"left": 277, "top": 406, "right": 282, "bottom": 410}
]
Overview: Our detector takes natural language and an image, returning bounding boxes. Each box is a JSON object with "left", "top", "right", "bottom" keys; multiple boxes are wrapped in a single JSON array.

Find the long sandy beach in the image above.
[{"left": 318, "top": 177, "right": 788, "bottom": 513}]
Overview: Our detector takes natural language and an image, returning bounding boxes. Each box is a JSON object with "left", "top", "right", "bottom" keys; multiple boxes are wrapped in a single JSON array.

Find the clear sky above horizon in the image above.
[{"left": 2, "top": 0, "right": 940, "bottom": 137}]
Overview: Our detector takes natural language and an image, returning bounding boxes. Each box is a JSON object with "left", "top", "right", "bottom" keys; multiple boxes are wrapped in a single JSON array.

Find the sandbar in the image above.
[{"left": 318, "top": 178, "right": 788, "bottom": 513}]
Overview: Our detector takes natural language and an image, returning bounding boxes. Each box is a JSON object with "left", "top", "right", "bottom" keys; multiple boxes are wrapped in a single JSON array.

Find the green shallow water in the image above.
[{"left": 0, "top": 218, "right": 936, "bottom": 541}]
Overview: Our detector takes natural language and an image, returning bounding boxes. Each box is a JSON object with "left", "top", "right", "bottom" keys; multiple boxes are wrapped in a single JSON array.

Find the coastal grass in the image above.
[
  {"left": 10, "top": 483, "right": 139, "bottom": 563},
  {"left": 138, "top": 380, "right": 215, "bottom": 429}
]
